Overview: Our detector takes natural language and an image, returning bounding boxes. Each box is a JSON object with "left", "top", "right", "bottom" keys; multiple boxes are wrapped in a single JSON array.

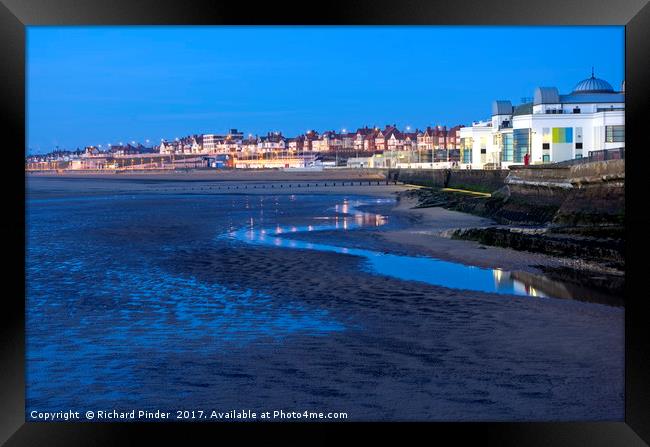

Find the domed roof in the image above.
[{"left": 572, "top": 70, "right": 614, "bottom": 94}]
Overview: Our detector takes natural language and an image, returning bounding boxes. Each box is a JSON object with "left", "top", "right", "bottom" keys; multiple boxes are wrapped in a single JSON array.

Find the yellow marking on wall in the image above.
[{"left": 441, "top": 187, "right": 491, "bottom": 197}]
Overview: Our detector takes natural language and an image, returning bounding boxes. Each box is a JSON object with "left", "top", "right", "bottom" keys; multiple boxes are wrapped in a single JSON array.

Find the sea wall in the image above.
[
  {"left": 501, "top": 159, "right": 625, "bottom": 226},
  {"left": 428, "top": 159, "right": 626, "bottom": 271},
  {"left": 400, "top": 159, "right": 625, "bottom": 228},
  {"left": 557, "top": 159, "right": 625, "bottom": 226},
  {"left": 388, "top": 168, "right": 509, "bottom": 192},
  {"left": 494, "top": 165, "right": 574, "bottom": 224}
]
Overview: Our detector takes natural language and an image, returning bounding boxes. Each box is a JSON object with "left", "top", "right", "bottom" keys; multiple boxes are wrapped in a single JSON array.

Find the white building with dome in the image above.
[{"left": 460, "top": 71, "right": 625, "bottom": 168}]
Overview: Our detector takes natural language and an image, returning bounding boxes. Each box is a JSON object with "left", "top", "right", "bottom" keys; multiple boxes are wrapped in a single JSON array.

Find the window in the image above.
[
  {"left": 434, "top": 149, "right": 448, "bottom": 162},
  {"left": 480, "top": 148, "right": 486, "bottom": 154},
  {"left": 513, "top": 128, "right": 530, "bottom": 163},
  {"left": 501, "top": 133, "right": 514, "bottom": 162},
  {"left": 575, "top": 154, "right": 583, "bottom": 159},
  {"left": 576, "top": 142, "right": 583, "bottom": 149},
  {"left": 542, "top": 154, "right": 550, "bottom": 163},
  {"left": 605, "top": 125, "right": 625, "bottom": 143},
  {"left": 573, "top": 107, "right": 581, "bottom": 114},
  {"left": 460, "top": 138, "right": 472, "bottom": 164},
  {"left": 462, "top": 148, "right": 472, "bottom": 164},
  {"left": 542, "top": 143, "right": 550, "bottom": 150}
]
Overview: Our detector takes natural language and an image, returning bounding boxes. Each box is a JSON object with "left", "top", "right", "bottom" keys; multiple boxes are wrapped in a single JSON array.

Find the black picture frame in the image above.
[{"left": 2, "top": 0, "right": 649, "bottom": 444}]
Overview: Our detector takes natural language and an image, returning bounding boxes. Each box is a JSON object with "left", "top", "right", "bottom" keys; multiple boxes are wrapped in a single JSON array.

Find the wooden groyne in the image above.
[{"left": 140, "top": 179, "right": 405, "bottom": 194}]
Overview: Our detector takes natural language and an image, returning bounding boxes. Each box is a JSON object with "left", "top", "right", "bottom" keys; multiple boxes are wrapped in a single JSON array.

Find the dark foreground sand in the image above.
[
  {"left": 381, "top": 196, "right": 571, "bottom": 273},
  {"left": 167, "top": 218, "right": 623, "bottom": 420},
  {"left": 25, "top": 176, "right": 624, "bottom": 420}
]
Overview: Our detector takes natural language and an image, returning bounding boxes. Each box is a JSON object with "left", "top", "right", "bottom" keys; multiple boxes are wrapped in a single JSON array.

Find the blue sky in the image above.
[{"left": 27, "top": 26, "right": 624, "bottom": 153}]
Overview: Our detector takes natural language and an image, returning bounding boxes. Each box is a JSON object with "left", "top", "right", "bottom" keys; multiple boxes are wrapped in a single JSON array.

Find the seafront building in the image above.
[
  {"left": 460, "top": 72, "right": 625, "bottom": 169},
  {"left": 26, "top": 72, "right": 624, "bottom": 172}
]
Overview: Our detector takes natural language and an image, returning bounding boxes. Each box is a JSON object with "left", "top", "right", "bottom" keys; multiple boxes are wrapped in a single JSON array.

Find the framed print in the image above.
[{"left": 2, "top": 0, "right": 650, "bottom": 445}]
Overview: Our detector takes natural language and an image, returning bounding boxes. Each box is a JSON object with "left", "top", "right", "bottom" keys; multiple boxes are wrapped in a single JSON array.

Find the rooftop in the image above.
[{"left": 572, "top": 69, "right": 614, "bottom": 94}]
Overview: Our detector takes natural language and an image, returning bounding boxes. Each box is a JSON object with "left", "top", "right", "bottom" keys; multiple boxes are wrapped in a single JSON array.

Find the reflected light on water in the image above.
[
  {"left": 493, "top": 269, "right": 547, "bottom": 298},
  {"left": 222, "top": 198, "right": 553, "bottom": 299}
]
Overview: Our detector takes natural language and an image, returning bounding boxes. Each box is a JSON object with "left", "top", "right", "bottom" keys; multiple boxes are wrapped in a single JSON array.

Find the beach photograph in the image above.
[{"left": 25, "top": 26, "right": 625, "bottom": 422}]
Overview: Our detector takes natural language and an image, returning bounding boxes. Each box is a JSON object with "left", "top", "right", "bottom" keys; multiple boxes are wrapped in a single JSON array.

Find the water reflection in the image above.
[
  {"left": 223, "top": 198, "right": 551, "bottom": 299},
  {"left": 493, "top": 269, "right": 546, "bottom": 298},
  {"left": 26, "top": 194, "right": 353, "bottom": 412}
]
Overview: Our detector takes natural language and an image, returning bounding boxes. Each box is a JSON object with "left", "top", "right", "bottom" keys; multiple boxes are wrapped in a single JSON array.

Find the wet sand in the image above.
[
  {"left": 27, "top": 168, "right": 386, "bottom": 182},
  {"left": 26, "top": 173, "right": 408, "bottom": 199},
  {"left": 25, "top": 178, "right": 624, "bottom": 420},
  {"left": 26, "top": 175, "right": 585, "bottom": 275},
  {"left": 380, "top": 196, "right": 569, "bottom": 273},
  {"left": 167, "top": 206, "right": 623, "bottom": 420}
]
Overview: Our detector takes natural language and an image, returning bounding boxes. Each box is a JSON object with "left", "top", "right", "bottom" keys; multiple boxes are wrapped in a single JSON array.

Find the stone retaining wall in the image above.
[
  {"left": 503, "top": 159, "right": 625, "bottom": 226},
  {"left": 389, "top": 168, "right": 509, "bottom": 192}
]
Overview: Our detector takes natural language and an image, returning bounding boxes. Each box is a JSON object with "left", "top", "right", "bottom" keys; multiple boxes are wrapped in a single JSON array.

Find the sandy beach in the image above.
[
  {"left": 380, "top": 196, "right": 570, "bottom": 273},
  {"left": 26, "top": 168, "right": 387, "bottom": 182},
  {"left": 26, "top": 174, "right": 624, "bottom": 420},
  {"left": 20, "top": 23, "right": 631, "bottom": 427},
  {"left": 26, "top": 170, "right": 406, "bottom": 198},
  {"left": 26, "top": 172, "right": 593, "bottom": 275}
]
